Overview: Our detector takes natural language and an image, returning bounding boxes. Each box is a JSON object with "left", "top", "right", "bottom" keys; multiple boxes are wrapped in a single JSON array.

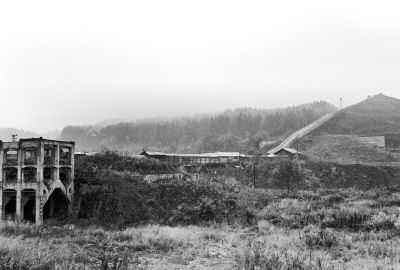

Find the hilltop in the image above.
[
  {"left": 295, "top": 93, "right": 400, "bottom": 164},
  {"left": 311, "top": 93, "right": 400, "bottom": 137}
]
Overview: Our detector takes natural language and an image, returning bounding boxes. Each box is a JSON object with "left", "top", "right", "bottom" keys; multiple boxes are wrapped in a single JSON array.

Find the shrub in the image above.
[
  {"left": 236, "top": 240, "right": 283, "bottom": 270},
  {"left": 273, "top": 160, "right": 304, "bottom": 194},
  {"left": 301, "top": 225, "right": 338, "bottom": 250},
  {"left": 367, "top": 212, "right": 398, "bottom": 231},
  {"left": 321, "top": 206, "right": 372, "bottom": 230},
  {"left": 258, "top": 199, "right": 322, "bottom": 229}
]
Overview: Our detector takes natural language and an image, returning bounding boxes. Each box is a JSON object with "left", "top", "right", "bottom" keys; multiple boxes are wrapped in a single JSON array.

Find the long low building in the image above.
[{"left": 140, "top": 150, "right": 250, "bottom": 166}]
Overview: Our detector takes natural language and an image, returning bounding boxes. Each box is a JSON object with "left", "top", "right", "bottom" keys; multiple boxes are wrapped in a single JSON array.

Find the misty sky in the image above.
[{"left": 1, "top": 0, "right": 400, "bottom": 132}]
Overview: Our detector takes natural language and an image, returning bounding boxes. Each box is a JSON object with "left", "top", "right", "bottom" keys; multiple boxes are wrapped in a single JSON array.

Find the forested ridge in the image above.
[{"left": 61, "top": 101, "right": 337, "bottom": 153}]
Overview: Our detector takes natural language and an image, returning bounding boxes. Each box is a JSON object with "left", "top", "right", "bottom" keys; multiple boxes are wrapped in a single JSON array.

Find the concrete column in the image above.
[
  {"left": 17, "top": 148, "right": 22, "bottom": 185},
  {"left": 36, "top": 142, "right": 43, "bottom": 183},
  {"left": 55, "top": 144, "right": 60, "bottom": 180},
  {"left": 21, "top": 197, "right": 26, "bottom": 220},
  {"left": 0, "top": 188, "right": 3, "bottom": 221},
  {"left": 36, "top": 140, "right": 44, "bottom": 225},
  {"left": 16, "top": 187, "right": 21, "bottom": 222},
  {"left": 35, "top": 192, "right": 42, "bottom": 225},
  {"left": 0, "top": 142, "right": 3, "bottom": 221},
  {"left": 68, "top": 143, "right": 75, "bottom": 214},
  {"left": 16, "top": 148, "right": 22, "bottom": 222},
  {"left": 0, "top": 142, "right": 3, "bottom": 183}
]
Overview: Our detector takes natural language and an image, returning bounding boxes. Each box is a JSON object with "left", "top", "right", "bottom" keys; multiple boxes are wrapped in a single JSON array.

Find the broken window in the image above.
[
  {"left": 43, "top": 167, "right": 55, "bottom": 181},
  {"left": 60, "top": 147, "right": 71, "bottom": 165},
  {"left": 22, "top": 167, "right": 36, "bottom": 182},
  {"left": 59, "top": 167, "right": 71, "bottom": 186},
  {"left": 23, "top": 148, "right": 37, "bottom": 165},
  {"left": 43, "top": 167, "right": 55, "bottom": 190},
  {"left": 5, "top": 149, "right": 18, "bottom": 165},
  {"left": 44, "top": 146, "right": 55, "bottom": 165},
  {"left": 4, "top": 168, "right": 17, "bottom": 182}
]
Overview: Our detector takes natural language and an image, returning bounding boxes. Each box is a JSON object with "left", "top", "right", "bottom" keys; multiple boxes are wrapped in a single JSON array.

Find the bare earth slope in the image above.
[{"left": 304, "top": 135, "right": 398, "bottom": 164}]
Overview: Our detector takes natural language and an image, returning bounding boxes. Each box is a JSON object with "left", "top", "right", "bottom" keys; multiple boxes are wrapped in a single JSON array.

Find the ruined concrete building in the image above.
[{"left": 0, "top": 138, "right": 74, "bottom": 224}]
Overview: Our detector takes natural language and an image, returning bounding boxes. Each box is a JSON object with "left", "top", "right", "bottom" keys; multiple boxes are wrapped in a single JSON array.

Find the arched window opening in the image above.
[
  {"left": 60, "top": 147, "right": 71, "bottom": 165},
  {"left": 44, "top": 146, "right": 55, "bottom": 165},
  {"left": 59, "top": 167, "right": 71, "bottom": 187},
  {"left": 4, "top": 149, "right": 17, "bottom": 166},
  {"left": 22, "top": 167, "right": 37, "bottom": 182},
  {"left": 23, "top": 148, "right": 37, "bottom": 165},
  {"left": 3, "top": 190, "right": 17, "bottom": 220},
  {"left": 22, "top": 189, "right": 36, "bottom": 222},
  {"left": 43, "top": 167, "right": 55, "bottom": 190},
  {"left": 43, "top": 167, "right": 56, "bottom": 181},
  {"left": 23, "top": 199, "right": 36, "bottom": 222},
  {"left": 4, "top": 168, "right": 17, "bottom": 182}
]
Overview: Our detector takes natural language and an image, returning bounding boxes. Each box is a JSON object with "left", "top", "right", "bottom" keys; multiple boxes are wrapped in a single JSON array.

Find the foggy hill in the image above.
[
  {"left": 0, "top": 128, "right": 60, "bottom": 142},
  {"left": 60, "top": 101, "right": 337, "bottom": 153},
  {"left": 311, "top": 93, "right": 400, "bottom": 137},
  {"left": 295, "top": 93, "right": 400, "bottom": 164},
  {"left": 0, "top": 128, "right": 37, "bottom": 141}
]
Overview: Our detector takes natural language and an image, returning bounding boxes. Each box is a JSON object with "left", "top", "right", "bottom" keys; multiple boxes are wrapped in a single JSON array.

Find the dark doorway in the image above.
[
  {"left": 43, "top": 188, "right": 69, "bottom": 220},
  {"left": 4, "top": 199, "right": 16, "bottom": 219},
  {"left": 22, "top": 190, "right": 36, "bottom": 222},
  {"left": 23, "top": 199, "right": 36, "bottom": 222}
]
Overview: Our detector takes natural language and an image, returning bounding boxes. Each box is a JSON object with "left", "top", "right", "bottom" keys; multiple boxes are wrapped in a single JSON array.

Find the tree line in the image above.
[{"left": 61, "top": 101, "right": 336, "bottom": 153}]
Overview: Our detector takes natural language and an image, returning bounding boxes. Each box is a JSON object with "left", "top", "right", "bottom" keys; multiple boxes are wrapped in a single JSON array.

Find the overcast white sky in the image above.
[{"left": 1, "top": 0, "right": 400, "bottom": 132}]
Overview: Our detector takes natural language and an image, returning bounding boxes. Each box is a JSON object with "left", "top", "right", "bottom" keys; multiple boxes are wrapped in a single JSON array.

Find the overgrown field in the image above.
[
  {"left": 1, "top": 153, "right": 399, "bottom": 269},
  {"left": 2, "top": 188, "right": 400, "bottom": 269}
]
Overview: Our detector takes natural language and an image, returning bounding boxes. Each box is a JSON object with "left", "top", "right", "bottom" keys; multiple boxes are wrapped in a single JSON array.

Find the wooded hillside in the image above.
[{"left": 61, "top": 101, "right": 337, "bottom": 153}]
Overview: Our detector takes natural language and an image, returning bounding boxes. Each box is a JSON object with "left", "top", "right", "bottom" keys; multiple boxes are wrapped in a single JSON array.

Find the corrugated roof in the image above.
[
  {"left": 142, "top": 151, "right": 246, "bottom": 158},
  {"left": 276, "top": 148, "right": 301, "bottom": 154}
]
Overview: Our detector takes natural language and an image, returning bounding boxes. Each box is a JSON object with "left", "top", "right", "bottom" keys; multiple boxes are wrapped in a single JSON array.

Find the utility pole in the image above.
[
  {"left": 340, "top": 97, "right": 343, "bottom": 111},
  {"left": 252, "top": 162, "right": 257, "bottom": 188}
]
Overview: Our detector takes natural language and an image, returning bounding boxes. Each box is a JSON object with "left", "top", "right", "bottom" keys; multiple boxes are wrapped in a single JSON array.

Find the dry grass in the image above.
[{"left": 0, "top": 189, "right": 400, "bottom": 269}]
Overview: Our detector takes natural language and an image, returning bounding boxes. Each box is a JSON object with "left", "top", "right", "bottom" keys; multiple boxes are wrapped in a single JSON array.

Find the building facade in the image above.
[
  {"left": 140, "top": 151, "right": 249, "bottom": 166},
  {"left": 359, "top": 136, "right": 386, "bottom": 150},
  {"left": 0, "top": 138, "right": 74, "bottom": 225}
]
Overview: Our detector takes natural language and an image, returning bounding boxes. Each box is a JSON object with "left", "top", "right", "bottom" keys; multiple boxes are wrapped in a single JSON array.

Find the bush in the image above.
[
  {"left": 301, "top": 225, "right": 338, "bottom": 250},
  {"left": 273, "top": 160, "right": 304, "bottom": 194},
  {"left": 367, "top": 212, "right": 398, "bottom": 231},
  {"left": 321, "top": 206, "right": 372, "bottom": 230}
]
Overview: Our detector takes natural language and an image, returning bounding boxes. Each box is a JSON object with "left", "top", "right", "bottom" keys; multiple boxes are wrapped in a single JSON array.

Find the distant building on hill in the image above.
[
  {"left": 271, "top": 148, "right": 302, "bottom": 158},
  {"left": 0, "top": 138, "right": 74, "bottom": 225},
  {"left": 359, "top": 136, "right": 386, "bottom": 150}
]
